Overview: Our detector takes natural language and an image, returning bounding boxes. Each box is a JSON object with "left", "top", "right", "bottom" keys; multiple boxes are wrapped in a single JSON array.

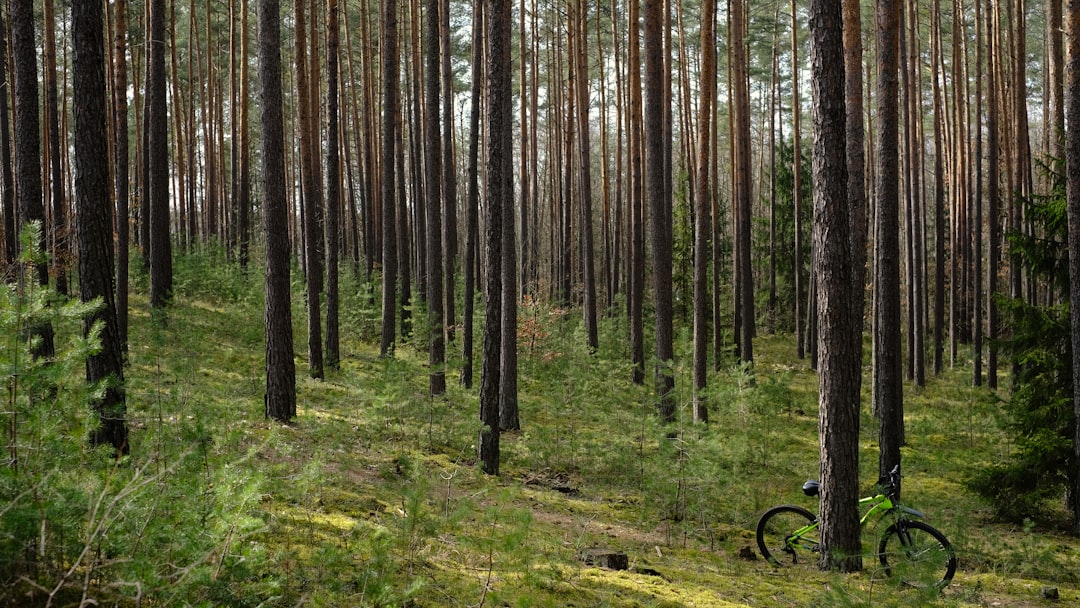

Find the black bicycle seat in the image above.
[{"left": 802, "top": 480, "right": 820, "bottom": 497}]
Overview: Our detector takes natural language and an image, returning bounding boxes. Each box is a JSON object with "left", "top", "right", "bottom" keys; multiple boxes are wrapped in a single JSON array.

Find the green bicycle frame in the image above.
[{"left": 786, "top": 491, "right": 926, "bottom": 549}]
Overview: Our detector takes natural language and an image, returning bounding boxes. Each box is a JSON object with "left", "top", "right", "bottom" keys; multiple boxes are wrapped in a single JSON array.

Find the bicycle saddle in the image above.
[{"left": 802, "top": 480, "right": 820, "bottom": 497}]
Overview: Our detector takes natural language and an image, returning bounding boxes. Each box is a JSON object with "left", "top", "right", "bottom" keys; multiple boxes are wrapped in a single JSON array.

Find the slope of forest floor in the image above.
[{"left": 9, "top": 255, "right": 1080, "bottom": 607}]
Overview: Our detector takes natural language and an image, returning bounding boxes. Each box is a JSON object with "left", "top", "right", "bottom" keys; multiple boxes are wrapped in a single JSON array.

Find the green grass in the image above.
[{"left": 4, "top": 252, "right": 1080, "bottom": 606}]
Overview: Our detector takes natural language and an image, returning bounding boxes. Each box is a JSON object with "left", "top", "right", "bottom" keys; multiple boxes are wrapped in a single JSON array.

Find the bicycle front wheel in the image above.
[
  {"left": 756, "top": 505, "right": 819, "bottom": 569},
  {"left": 877, "top": 520, "right": 957, "bottom": 590}
]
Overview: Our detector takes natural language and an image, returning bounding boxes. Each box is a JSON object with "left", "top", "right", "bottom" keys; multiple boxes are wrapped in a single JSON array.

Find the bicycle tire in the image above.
[
  {"left": 877, "top": 519, "right": 957, "bottom": 590},
  {"left": 756, "top": 505, "right": 819, "bottom": 568}
]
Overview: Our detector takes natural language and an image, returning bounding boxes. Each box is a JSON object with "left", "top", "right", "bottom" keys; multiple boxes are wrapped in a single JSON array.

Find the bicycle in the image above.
[{"left": 755, "top": 465, "right": 957, "bottom": 590}]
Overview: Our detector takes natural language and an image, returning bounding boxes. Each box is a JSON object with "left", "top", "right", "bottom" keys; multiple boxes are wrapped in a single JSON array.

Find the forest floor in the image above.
[{"left": 20, "top": 256, "right": 1080, "bottom": 607}]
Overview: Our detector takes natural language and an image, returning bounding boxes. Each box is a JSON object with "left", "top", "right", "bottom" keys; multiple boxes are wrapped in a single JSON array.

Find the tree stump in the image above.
[{"left": 578, "top": 548, "right": 628, "bottom": 570}]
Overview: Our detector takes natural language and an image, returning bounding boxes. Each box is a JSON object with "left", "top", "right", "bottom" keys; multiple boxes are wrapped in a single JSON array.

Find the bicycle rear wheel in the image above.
[
  {"left": 756, "top": 505, "right": 819, "bottom": 568},
  {"left": 877, "top": 520, "right": 957, "bottom": 590}
]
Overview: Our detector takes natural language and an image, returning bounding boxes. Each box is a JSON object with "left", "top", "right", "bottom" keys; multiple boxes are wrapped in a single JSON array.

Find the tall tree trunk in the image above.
[
  {"left": 481, "top": 0, "right": 511, "bottom": 474},
  {"left": 380, "top": 0, "right": 400, "bottom": 358},
  {"left": 610, "top": 0, "right": 624, "bottom": 309},
  {"left": 147, "top": 0, "right": 172, "bottom": 312},
  {"left": 75, "top": 0, "right": 128, "bottom": 455},
  {"left": 295, "top": 0, "right": 324, "bottom": 379},
  {"left": 693, "top": 0, "right": 716, "bottom": 423},
  {"left": 500, "top": 4, "right": 520, "bottom": 432},
  {"left": 732, "top": 0, "right": 753, "bottom": 364},
  {"left": 1010, "top": 0, "right": 1030, "bottom": 309},
  {"left": 974, "top": 0, "right": 986, "bottom": 387},
  {"left": 259, "top": 0, "right": 297, "bottom": 422},
  {"left": 238, "top": 0, "right": 251, "bottom": 268},
  {"left": 112, "top": 0, "right": 130, "bottom": 354},
  {"left": 645, "top": 0, "right": 674, "bottom": 421},
  {"left": 11, "top": 0, "right": 56, "bottom": 357},
  {"left": 931, "top": 0, "right": 946, "bottom": 376},
  {"left": 1065, "top": 0, "right": 1080, "bottom": 536},
  {"left": 1049, "top": 0, "right": 1065, "bottom": 163},
  {"left": 987, "top": 0, "right": 1000, "bottom": 389},
  {"left": 440, "top": 0, "right": 457, "bottom": 344},
  {"left": 425, "top": 0, "right": 446, "bottom": 395},
  {"left": 873, "top": 0, "right": 904, "bottom": 479},
  {"left": 461, "top": 3, "right": 483, "bottom": 387},
  {"left": 810, "top": 0, "right": 861, "bottom": 573},
  {"left": 844, "top": 0, "right": 867, "bottom": 396},
  {"left": 170, "top": 1, "right": 189, "bottom": 253},
  {"left": 629, "top": 0, "right": 646, "bottom": 385},
  {"left": 791, "top": 0, "right": 805, "bottom": 360},
  {"left": 325, "top": 0, "right": 342, "bottom": 371},
  {"left": 574, "top": 0, "right": 599, "bottom": 351},
  {"left": 0, "top": 2, "right": 13, "bottom": 269},
  {"left": 43, "top": 0, "right": 68, "bottom": 296}
]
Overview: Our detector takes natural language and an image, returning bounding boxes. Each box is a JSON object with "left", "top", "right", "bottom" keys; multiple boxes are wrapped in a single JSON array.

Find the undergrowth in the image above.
[{"left": 1, "top": 247, "right": 1079, "bottom": 606}]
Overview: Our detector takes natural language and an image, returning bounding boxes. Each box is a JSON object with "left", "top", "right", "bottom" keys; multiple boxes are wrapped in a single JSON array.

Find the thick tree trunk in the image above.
[
  {"left": 259, "top": 0, "right": 297, "bottom": 422},
  {"left": 75, "top": 0, "right": 129, "bottom": 455},
  {"left": 379, "top": 0, "right": 400, "bottom": 358},
  {"left": 112, "top": 0, "right": 130, "bottom": 354},
  {"left": 325, "top": 0, "right": 342, "bottom": 371},
  {"left": 844, "top": 0, "right": 867, "bottom": 394},
  {"left": 425, "top": 0, "right": 446, "bottom": 396},
  {"left": 147, "top": 0, "right": 172, "bottom": 312},
  {"left": 0, "top": 2, "right": 13, "bottom": 268},
  {"left": 11, "top": 0, "right": 56, "bottom": 357},
  {"left": 1064, "top": 0, "right": 1080, "bottom": 536},
  {"left": 481, "top": 0, "right": 512, "bottom": 474},
  {"left": 732, "top": 0, "right": 754, "bottom": 364},
  {"left": 810, "top": 0, "right": 861, "bottom": 573},
  {"left": 874, "top": 0, "right": 904, "bottom": 479},
  {"left": 644, "top": 0, "right": 674, "bottom": 421}
]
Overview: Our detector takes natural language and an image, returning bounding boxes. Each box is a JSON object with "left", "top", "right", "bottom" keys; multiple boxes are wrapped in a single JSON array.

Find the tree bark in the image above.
[
  {"left": 644, "top": 0, "right": 674, "bottom": 421},
  {"left": 810, "top": 0, "right": 861, "bottom": 573},
  {"left": 425, "top": 0, "right": 446, "bottom": 396},
  {"left": 574, "top": 0, "right": 599, "bottom": 352},
  {"left": 43, "top": 0, "right": 68, "bottom": 296},
  {"left": 844, "top": 0, "right": 867, "bottom": 395},
  {"left": 11, "top": 0, "right": 55, "bottom": 357},
  {"left": 693, "top": 0, "right": 716, "bottom": 423},
  {"left": 481, "top": 0, "right": 512, "bottom": 475},
  {"left": 325, "top": 0, "right": 342, "bottom": 371},
  {"left": 111, "top": 0, "right": 130, "bottom": 353},
  {"left": 873, "top": 0, "right": 904, "bottom": 479},
  {"left": 259, "top": 0, "right": 297, "bottom": 422},
  {"left": 295, "top": 0, "right": 324, "bottom": 379},
  {"left": 75, "top": 0, "right": 129, "bottom": 455},
  {"left": 440, "top": 0, "right": 457, "bottom": 345},
  {"left": 380, "top": 0, "right": 400, "bottom": 358},
  {"left": 0, "top": 2, "right": 13, "bottom": 268},
  {"left": 461, "top": 4, "right": 483, "bottom": 388},
  {"left": 792, "top": 0, "right": 805, "bottom": 360},
  {"left": 1064, "top": 0, "right": 1080, "bottom": 535},
  {"left": 628, "top": 0, "right": 646, "bottom": 386},
  {"left": 732, "top": 0, "right": 754, "bottom": 364},
  {"left": 987, "top": 0, "right": 1000, "bottom": 389}
]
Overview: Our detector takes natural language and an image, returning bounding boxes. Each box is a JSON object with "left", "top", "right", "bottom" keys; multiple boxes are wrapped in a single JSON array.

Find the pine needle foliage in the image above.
[{"left": 969, "top": 159, "right": 1076, "bottom": 524}]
